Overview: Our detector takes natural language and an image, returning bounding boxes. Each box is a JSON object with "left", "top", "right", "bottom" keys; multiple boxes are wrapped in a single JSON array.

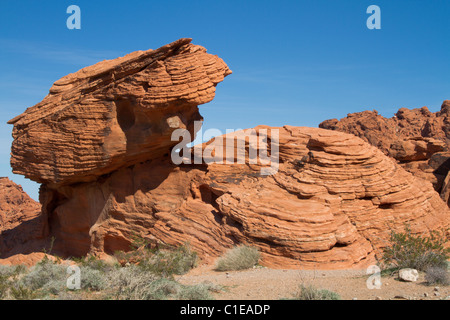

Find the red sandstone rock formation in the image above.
[
  {"left": 5, "top": 40, "right": 450, "bottom": 269},
  {"left": 0, "top": 253, "right": 56, "bottom": 267},
  {"left": 8, "top": 38, "right": 231, "bottom": 187},
  {"left": 320, "top": 101, "right": 450, "bottom": 206},
  {"left": 13, "top": 126, "right": 449, "bottom": 269},
  {"left": 0, "top": 177, "right": 44, "bottom": 258}
]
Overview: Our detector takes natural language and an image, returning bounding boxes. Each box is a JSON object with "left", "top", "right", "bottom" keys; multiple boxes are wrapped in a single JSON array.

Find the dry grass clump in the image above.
[
  {"left": 291, "top": 285, "right": 341, "bottom": 300},
  {"left": 215, "top": 245, "right": 261, "bottom": 272},
  {"left": 139, "top": 244, "right": 198, "bottom": 277},
  {"left": 102, "top": 266, "right": 216, "bottom": 300},
  {"left": 114, "top": 236, "right": 198, "bottom": 277},
  {"left": 425, "top": 266, "right": 450, "bottom": 286}
]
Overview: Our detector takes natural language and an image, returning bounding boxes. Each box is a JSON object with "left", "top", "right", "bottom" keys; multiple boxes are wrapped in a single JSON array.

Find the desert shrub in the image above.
[
  {"left": 105, "top": 266, "right": 177, "bottom": 300},
  {"left": 104, "top": 265, "right": 160, "bottom": 300},
  {"left": 381, "top": 226, "right": 449, "bottom": 272},
  {"left": 176, "top": 282, "right": 217, "bottom": 300},
  {"left": 0, "top": 265, "right": 23, "bottom": 277},
  {"left": 79, "top": 266, "right": 107, "bottom": 291},
  {"left": 103, "top": 264, "right": 218, "bottom": 300},
  {"left": 113, "top": 233, "right": 156, "bottom": 266},
  {"left": 78, "top": 255, "right": 115, "bottom": 273},
  {"left": 140, "top": 244, "right": 198, "bottom": 277},
  {"left": 292, "top": 285, "right": 341, "bottom": 300},
  {"left": 10, "top": 284, "right": 38, "bottom": 300},
  {"left": 12, "top": 264, "right": 27, "bottom": 276},
  {"left": 18, "top": 258, "right": 67, "bottom": 295},
  {"left": 114, "top": 240, "right": 198, "bottom": 277},
  {"left": 425, "top": 266, "right": 450, "bottom": 286},
  {"left": 0, "top": 266, "right": 13, "bottom": 277},
  {"left": 129, "top": 233, "right": 153, "bottom": 250},
  {"left": 215, "top": 245, "right": 260, "bottom": 271},
  {"left": 0, "top": 247, "right": 213, "bottom": 300},
  {"left": 0, "top": 274, "right": 9, "bottom": 299},
  {"left": 0, "top": 265, "right": 30, "bottom": 299},
  {"left": 147, "top": 278, "right": 181, "bottom": 300}
]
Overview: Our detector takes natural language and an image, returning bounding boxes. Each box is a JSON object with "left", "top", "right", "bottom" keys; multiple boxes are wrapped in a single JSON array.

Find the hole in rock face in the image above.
[
  {"left": 379, "top": 203, "right": 393, "bottom": 210},
  {"left": 116, "top": 99, "right": 136, "bottom": 132},
  {"left": 198, "top": 184, "right": 224, "bottom": 208},
  {"left": 42, "top": 189, "right": 68, "bottom": 234}
]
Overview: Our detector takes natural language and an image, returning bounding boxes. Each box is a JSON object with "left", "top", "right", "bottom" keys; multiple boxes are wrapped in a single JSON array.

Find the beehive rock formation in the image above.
[
  {"left": 320, "top": 101, "right": 450, "bottom": 207},
  {"left": 5, "top": 40, "right": 450, "bottom": 269},
  {"left": 20, "top": 126, "right": 449, "bottom": 269}
]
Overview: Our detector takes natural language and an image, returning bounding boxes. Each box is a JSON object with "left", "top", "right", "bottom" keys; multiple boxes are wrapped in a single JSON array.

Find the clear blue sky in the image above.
[{"left": 1, "top": 0, "right": 449, "bottom": 200}]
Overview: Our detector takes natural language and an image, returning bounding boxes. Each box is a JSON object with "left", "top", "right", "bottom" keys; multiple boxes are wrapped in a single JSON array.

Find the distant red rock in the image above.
[
  {"left": 320, "top": 101, "right": 450, "bottom": 207},
  {"left": 0, "top": 177, "right": 45, "bottom": 259}
]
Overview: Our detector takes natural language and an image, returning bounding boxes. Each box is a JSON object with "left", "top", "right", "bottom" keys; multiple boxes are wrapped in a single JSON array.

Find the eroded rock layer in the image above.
[{"left": 38, "top": 127, "right": 450, "bottom": 269}]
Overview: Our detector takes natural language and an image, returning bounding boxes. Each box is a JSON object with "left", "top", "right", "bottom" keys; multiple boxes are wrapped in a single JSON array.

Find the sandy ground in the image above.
[{"left": 175, "top": 264, "right": 450, "bottom": 300}]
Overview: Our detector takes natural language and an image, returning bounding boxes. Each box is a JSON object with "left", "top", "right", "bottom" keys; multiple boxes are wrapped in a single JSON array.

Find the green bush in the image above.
[
  {"left": 215, "top": 245, "right": 260, "bottom": 271},
  {"left": 381, "top": 226, "right": 449, "bottom": 272},
  {"left": 293, "top": 285, "right": 341, "bottom": 300}
]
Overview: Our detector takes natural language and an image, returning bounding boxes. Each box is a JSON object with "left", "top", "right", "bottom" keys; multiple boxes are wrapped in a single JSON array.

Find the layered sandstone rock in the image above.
[
  {"left": 320, "top": 101, "right": 450, "bottom": 206},
  {"left": 6, "top": 40, "right": 450, "bottom": 269},
  {"left": 23, "top": 128, "right": 450, "bottom": 269},
  {"left": 8, "top": 38, "right": 231, "bottom": 187},
  {"left": 0, "top": 177, "right": 44, "bottom": 257}
]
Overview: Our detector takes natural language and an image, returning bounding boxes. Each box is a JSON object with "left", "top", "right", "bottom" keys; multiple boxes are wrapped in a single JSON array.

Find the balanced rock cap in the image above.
[{"left": 8, "top": 38, "right": 231, "bottom": 187}]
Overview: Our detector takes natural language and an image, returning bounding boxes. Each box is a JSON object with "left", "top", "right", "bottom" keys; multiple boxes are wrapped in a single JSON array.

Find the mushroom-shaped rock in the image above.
[{"left": 8, "top": 38, "right": 231, "bottom": 187}]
